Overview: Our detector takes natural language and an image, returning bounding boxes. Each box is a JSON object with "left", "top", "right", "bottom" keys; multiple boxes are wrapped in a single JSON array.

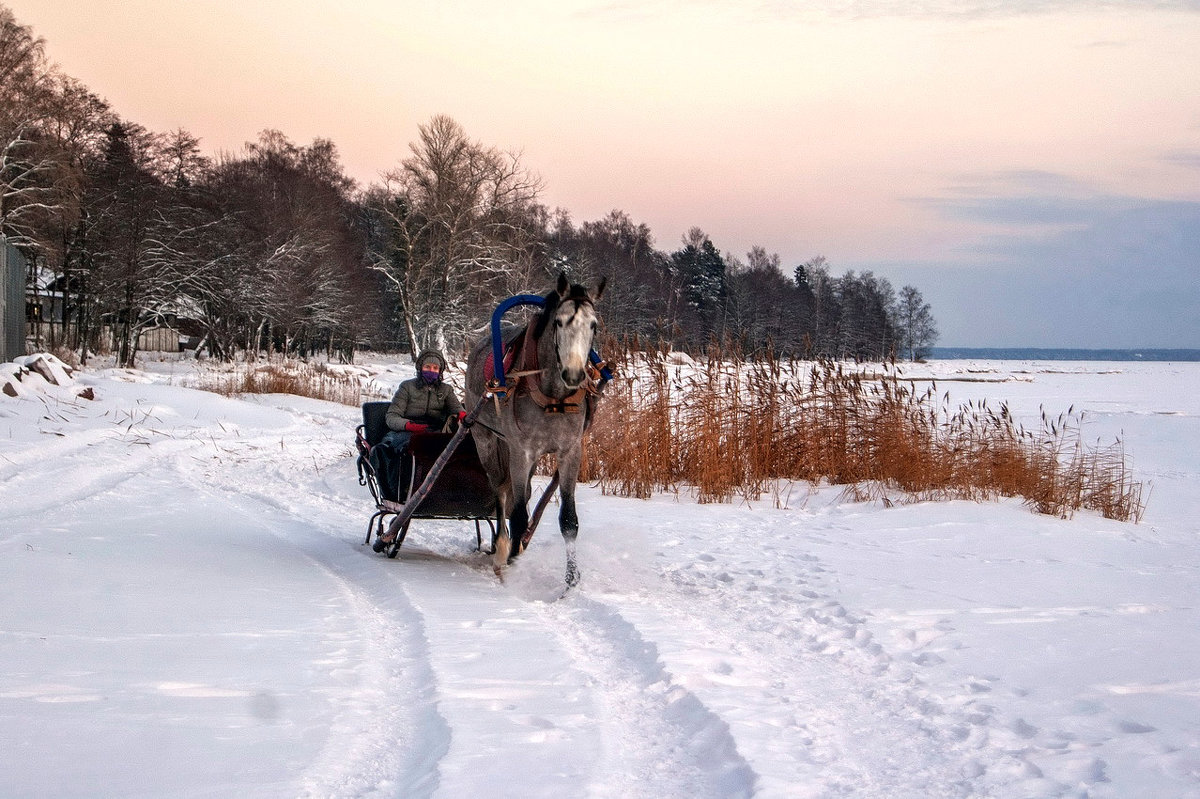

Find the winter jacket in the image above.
[{"left": 384, "top": 349, "right": 463, "bottom": 431}]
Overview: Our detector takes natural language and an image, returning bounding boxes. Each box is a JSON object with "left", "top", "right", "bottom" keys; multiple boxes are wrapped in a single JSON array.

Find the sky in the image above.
[{"left": 6, "top": 0, "right": 1200, "bottom": 348}]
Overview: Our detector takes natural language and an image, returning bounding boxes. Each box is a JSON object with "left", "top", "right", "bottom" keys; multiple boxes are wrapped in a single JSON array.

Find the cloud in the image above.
[
  {"left": 875, "top": 175, "right": 1200, "bottom": 347},
  {"left": 814, "top": 0, "right": 1200, "bottom": 19},
  {"left": 604, "top": 0, "right": 1200, "bottom": 21},
  {"left": 907, "top": 171, "right": 1142, "bottom": 236},
  {"left": 916, "top": 192, "right": 1137, "bottom": 231},
  {"left": 1163, "top": 150, "right": 1200, "bottom": 170}
]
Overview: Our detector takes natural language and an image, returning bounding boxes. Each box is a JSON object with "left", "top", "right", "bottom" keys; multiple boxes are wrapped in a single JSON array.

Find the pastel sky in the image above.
[{"left": 8, "top": 0, "right": 1200, "bottom": 347}]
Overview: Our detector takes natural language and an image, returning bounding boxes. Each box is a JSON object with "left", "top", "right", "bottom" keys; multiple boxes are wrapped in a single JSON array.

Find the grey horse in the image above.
[{"left": 465, "top": 273, "right": 606, "bottom": 586}]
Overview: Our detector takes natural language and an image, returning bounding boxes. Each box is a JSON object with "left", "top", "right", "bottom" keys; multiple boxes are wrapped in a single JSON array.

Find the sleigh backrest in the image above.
[{"left": 361, "top": 402, "right": 391, "bottom": 447}]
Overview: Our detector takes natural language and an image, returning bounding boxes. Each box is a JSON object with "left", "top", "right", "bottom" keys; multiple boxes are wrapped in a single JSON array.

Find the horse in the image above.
[{"left": 465, "top": 272, "right": 606, "bottom": 586}]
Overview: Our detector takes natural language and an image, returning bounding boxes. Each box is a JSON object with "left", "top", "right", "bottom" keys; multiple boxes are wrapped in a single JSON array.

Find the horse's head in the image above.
[{"left": 535, "top": 271, "right": 606, "bottom": 390}]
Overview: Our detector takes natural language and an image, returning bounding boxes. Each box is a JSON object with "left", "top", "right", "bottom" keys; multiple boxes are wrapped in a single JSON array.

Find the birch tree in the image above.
[
  {"left": 0, "top": 8, "right": 75, "bottom": 248},
  {"left": 896, "top": 284, "right": 938, "bottom": 361},
  {"left": 365, "top": 115, "right": 542, "bottom": 353}
]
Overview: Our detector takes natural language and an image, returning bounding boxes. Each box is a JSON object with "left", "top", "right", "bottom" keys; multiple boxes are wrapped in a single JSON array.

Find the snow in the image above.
[{"left": 1, "top": 355, "right": 1198, "bottom": 798}]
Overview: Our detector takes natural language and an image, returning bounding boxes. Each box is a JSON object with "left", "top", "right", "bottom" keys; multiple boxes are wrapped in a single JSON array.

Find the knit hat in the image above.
[{"left": 415, "top": 349, "right": 446, "bottom": 373}]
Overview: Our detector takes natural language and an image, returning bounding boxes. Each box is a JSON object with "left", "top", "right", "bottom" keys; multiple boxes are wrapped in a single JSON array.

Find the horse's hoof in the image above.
[{"left": 565, "top": 563, "right": 580, "bottom": 588}]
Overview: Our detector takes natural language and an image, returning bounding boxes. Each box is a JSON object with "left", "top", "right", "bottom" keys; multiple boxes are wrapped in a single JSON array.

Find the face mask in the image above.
[{"left": 420, "top": 368, "right": 440, "bottom": 384}]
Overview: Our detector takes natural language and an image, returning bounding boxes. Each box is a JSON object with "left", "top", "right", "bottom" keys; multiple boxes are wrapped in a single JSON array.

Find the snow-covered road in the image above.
[{"left": 2, "top": 359, "right": 1198, "bottom": 798}]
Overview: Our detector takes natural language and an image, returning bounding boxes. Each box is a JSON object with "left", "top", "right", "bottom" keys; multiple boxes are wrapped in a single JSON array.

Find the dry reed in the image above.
[
  {"left": 196, "top": 347, "right": 1145, "bottom": 523},
  {"left": 198, "top": 361, "right": 366, "bottom": 406},
  {"left": 586, "top": 340, "right": 1145, "bottom": 522}
]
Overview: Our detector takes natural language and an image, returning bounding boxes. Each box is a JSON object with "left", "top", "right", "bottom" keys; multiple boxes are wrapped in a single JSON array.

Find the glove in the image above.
[
  {"left": 404, "top": 421, "right": 430, "bottom": 433},
  {"left": 457, "top": 411, "right": 468, "bottom": 422}
]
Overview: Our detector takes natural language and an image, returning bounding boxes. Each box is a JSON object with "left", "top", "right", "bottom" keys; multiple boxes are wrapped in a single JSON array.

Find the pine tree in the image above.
[{"left": 671, "top": 227, "right": 727, "bottom": 347}]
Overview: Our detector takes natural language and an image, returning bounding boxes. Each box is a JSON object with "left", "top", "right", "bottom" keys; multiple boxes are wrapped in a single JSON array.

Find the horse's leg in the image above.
[
  {"left": 474, "top": 429, "right": 513, "bottom": 574},
  {"left": 492, "top": 480, "right": 513, "bottom": 572},
  {"left": 556, "top": 444, "right": 584, "bottom": 587},
  {"left": 505, "top": 447, "right": 537, "bottom": 564}
]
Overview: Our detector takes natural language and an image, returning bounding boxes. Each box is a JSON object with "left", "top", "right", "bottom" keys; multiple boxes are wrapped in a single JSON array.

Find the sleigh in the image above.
[
  {"left": 356, "top": 290, "right": 612, "bottom": 563},
  {"left": 355, "top": 401, "right": 498, "bottom": 557}
]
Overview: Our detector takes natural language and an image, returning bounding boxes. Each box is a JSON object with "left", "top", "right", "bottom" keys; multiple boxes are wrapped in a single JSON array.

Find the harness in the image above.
[
  {"left": 485, "top": 295, "right": 610, "bottom": 418},
  {"left": 516, "top": 320, "right": 603, "bottom": 414}
]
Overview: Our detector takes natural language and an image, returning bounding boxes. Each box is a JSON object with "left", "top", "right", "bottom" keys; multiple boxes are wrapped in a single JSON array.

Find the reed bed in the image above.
[
  {"left": 585, "top": 341, "right": 1145, "bottom": 522},
  {"left": 196, "top": 346, "right": 1145, "bottom": 523},
  {"left": 198, "top": 361, "right": 366, "bottom": 407}
]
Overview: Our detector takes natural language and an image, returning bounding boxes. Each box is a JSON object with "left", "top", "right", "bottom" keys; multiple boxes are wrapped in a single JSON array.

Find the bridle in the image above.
[
  {"left": 551, "top": 296, "right": 596, "bottom": 376},
  {"left": 513, "top": 296, "right": 603, "bottom": 416}
]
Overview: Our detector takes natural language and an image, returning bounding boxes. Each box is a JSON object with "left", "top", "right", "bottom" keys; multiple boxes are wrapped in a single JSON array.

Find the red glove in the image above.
[
  {"left": 404, "top": 421, "right": 430, "bottom": 433},
  {"left": 457, "top": 411, "right": 468, "bottom": 421}
]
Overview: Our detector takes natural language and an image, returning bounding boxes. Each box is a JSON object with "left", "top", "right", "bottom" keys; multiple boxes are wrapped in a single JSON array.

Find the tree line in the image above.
[{"left": 1, "top": 6, "right": 937, "bottom": 367}]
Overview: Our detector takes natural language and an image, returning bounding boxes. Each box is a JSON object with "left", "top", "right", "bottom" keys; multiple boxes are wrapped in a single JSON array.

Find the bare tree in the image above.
[
  {"left": 0, "top": 8, "right": 78, "bottom": 249},
  {"left": 189, "top": 131, "right": 368, "bottom": 359},
  {"left": 82, "top": 121, "right": 174, "bottom": 366},
  {"left": 365, "top": 115, "right": 542, "bottom": 353},
  {"left": 896, "top": 284, "right": 938, "bottom": 361},
  {"left": 543, "top": 209, "right": 673, "bottom": 340}
]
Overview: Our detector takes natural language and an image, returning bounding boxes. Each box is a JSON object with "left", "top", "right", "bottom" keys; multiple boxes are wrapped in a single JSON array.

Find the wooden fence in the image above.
[{"left": 27, "top": 322, "right": 183, "bottom": 354}]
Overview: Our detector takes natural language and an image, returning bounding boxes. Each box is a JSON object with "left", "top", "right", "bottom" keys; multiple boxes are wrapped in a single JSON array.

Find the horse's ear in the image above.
[
  {"left": 593, "top": 276, "right": 607, "bottom": 302},
  {"left": 556, "top": 271, "right": 570, "bottom": 298}
]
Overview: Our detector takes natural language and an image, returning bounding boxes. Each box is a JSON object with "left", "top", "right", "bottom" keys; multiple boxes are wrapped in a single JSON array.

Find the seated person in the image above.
[{"left": 372, "top": 349, "right": 464, "bottom": 502}]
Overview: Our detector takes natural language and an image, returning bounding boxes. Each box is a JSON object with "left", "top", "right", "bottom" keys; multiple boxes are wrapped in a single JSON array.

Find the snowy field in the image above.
[{"left": 1, "top": 354, "right": 1198, "bottom": 798}]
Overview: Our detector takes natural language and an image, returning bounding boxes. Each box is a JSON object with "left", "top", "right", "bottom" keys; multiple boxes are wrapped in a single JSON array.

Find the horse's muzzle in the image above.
[{"left": 561, "top": 367, "right": 586, "bottom": 388}]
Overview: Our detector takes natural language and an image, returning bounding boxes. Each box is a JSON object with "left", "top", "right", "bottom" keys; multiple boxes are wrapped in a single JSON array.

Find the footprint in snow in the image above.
[{"left": 1010, "top": 718, "right": 1039, "bottom": 739}]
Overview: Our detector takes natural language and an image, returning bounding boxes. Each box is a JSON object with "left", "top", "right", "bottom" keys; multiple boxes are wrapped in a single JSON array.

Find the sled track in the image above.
[
  {"left": 156, "top": 468, "right": 451, "bottom": 798},
  {"left": 538, "top": 594, "right": 758, "bottom": 798},
  {"left": 166, "top": 414, "right": 1035, "bottom": 798},
  {"left": 6, "top": 399, "right": 1029, "bottom": 798},
  {"left": 198, "top": 455, "right": 761, "bottom": 798},
  {"left": 0, "top": 433, "right": 200, "bottom": 542}
]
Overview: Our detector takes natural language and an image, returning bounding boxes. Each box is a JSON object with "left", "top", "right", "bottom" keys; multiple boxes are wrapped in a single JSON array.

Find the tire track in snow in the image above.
[
  {"left": 210, "top": 495, "right": 610, "bottom": 797},
  {"left": 537, "top": 593, "right": 758, "bottom": 798},
  {"left": 191, "top": 424, "right": 968, "bottom": 798},
  {"left": 178, "top": 500, "right": 449, "bottom": 798},
  {"left": 601, "top": 568, "right": 981, "bottom": 797},
  {"left": 272, "top": 535, "right": 452, "bottom": 799},
  {"left": 157, "top": 455, "right": 452, "bottom": 798},
  {"left": 576, "top": 512, "right": 1020, "bottom": 798},
  {"left": 18, "top": 399, "right": 448, "bottom": 796},
  {"left": 0, "top": 433, "right": 203, "bottom": 538},
  {"left": 185, "top": 426, "right": 761, "bottom": 798},
  {"left": 168, "top": 439, "right": 603, "bottom": 797}
]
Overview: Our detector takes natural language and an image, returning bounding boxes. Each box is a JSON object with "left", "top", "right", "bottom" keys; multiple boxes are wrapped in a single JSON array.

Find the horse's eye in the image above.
[{"left": 555, "top": 319, "right": 563, "bottom": 328}]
